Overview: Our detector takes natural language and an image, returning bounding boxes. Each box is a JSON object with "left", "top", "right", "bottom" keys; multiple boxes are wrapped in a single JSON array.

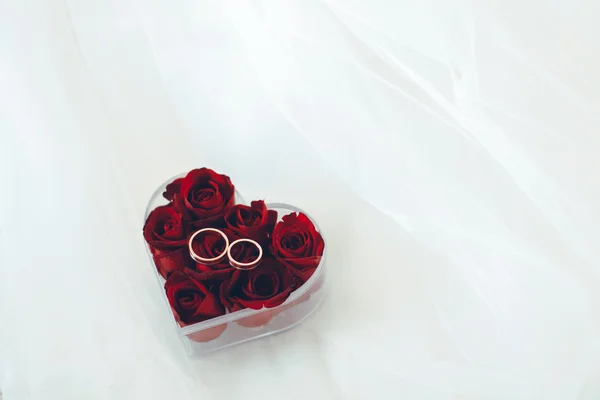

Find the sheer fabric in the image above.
[{"left": 1, "top": 1, "right": 599, "bottom": 398}]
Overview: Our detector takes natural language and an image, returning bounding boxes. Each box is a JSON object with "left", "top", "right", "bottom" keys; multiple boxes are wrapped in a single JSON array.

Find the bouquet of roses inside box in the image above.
[{"left": 143, "top": 168, "right": 325, "bottom": 338}]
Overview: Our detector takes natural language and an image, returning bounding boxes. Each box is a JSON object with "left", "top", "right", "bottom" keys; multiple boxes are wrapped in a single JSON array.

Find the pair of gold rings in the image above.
[{"left": 188, "top": 228, "right": 262, "bottom": 270}]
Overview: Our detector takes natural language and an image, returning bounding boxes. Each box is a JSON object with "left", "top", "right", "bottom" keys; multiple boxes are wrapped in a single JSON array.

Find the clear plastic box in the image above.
[{"left": 143, "top": 176, "right": 327, "bottom": 356}]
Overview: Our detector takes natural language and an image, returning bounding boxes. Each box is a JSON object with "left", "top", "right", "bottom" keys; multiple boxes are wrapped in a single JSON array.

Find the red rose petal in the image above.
[
  {"left": 278, "top": 256, "right": 321, "bottom": 284},
  {"left": 163, "top": 178, "right": 184, "bottom": 202},
  {"left": 152, "top": 246, "right": 194, "bottom": 279},
  {"left": 187, "top": 323, "right": 227, "bottom": 342},
  {"left": 236, "top": 310, "right": 277, "bottom": 328}
]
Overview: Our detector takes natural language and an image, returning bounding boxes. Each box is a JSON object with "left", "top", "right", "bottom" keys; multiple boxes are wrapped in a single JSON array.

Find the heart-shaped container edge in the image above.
[{"left": 142, "top": 173, "right": 327, "bottom": 337}]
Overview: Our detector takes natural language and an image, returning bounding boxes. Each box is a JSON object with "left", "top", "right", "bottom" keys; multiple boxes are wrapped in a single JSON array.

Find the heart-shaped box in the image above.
[{"left": 143, "top": 174, "right": 327, "bottom": 356}]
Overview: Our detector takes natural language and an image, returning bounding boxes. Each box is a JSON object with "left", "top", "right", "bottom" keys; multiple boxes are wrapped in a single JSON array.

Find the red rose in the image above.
[
  {"left": 224, "top": 236, "right": 262, "bottom": 268},
  {"left": 191, "top": 229, "right": 234, "bottom": 281},
  {"left": 143, "top": 205, "right": 193, "bottom": 278},
  {"left": 143, "top": 204, "right": 187, "bottom": 248},
  {"left": 224, "top": 200, "right": 277, "bottom": 246},
  {"left": 179, "top": 168, "right": 235, "bottom": 227},
  {"left": 220, "top": 258, "right": 295, "bottom": 311},
  {"left": 165, "top": 271, "right": 225, "bottom": 326},
  {"left": 191, "top": 229, "right": 261, "bottom": 280},
  {"left": 271, "top": 212, "right": 324, "bottom": 283}
]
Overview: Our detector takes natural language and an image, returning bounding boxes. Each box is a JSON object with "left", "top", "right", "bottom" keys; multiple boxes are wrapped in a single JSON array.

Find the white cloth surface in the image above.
[{"left": 1, "top": 0, "right": 600, "bottom": 399}]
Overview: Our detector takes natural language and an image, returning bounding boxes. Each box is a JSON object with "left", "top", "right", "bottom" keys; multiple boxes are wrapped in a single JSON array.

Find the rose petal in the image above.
[
  {"left": 163, "top": 178, "right": 184, "bottom": 201},
  {"left": 237, "top": 287, "right": 293, "bottom": 309},
  {"left": 236, "top": 311, "right": 277, "bottom": 328},
  {"left": 152, "top": 246, "right": 194, "bottom": 279},
  {"left": 187, "top": 323, "right": 227, "bottom": 342},
  {"left": 193, "top": 288, "right": 226, "bottom": 319},
  {"left": 160, "top": 217, "right": 185, "bottom": 241},
  {"left": 193, "top": 265, "right": 234, "bottom": 281},
  {"left": 266, "top": 209, "right": 278, "bottom": 231},
  {"left": 278, "top": 255, "right": 322, "bottom": 284}
]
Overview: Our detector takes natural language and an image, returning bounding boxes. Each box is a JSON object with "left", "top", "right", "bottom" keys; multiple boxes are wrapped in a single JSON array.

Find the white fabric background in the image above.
[{"left": 1, "top": 0, "right": 600, "bottom": 399}]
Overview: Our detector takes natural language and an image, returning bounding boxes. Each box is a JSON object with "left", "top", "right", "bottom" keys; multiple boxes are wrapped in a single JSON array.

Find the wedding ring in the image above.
[
  {"left": 188, "top": 228, "right": 229, "bottom": 265},
  {"left": 227, "top": 238, "right": 263, "bottom": 270}
]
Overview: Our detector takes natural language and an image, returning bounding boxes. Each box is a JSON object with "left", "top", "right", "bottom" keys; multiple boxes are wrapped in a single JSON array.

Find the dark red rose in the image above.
[
  {"left": 190, "top": 229, "right": 234, "bottom": 281},
  {"left": 220, "top": 258, "right": 295, "bottom": 311},
  {"left": 271, "top": 212, "right": 325, "bottom": 283},
  {"left": 224, "top": 200, "right": 277, "bottom": 246},
  {"left": 179, "top": 168, "right": 235, "bottom": 227},
  {"left": 143, "top": 205, "right": 193, "bottom": 278},
  {"left": 163, "top": 178, "right": 183, "bottom": 202},
  {"left": 165, "top": 271, "right": 225, "bottom": 326},
  {"left": 191, "top": 230, "right": 228, "bottom": 260},
  {"left": 190, "top": 229, "right": 261, "bottom": 280},
  {"left": 143, "top": 205, "right": 187, "bottom": 248}
]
